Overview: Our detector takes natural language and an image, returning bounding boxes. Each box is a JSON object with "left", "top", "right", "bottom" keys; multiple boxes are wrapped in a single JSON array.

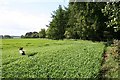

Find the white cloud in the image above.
[
  {"left": 0, "top": 9, "right": 51, "bottom": 27},
  {"left": 0, "top": 0, "right": 68, "bottom": 36},
  {"left": 0, "top": 0, "right": 52, "bottom": 35},
  {"left": 0, "top": 9, "right": 51, "bottom": 36},
  {"left": 0, "top": 0, "right": 9, "bottom": 5}
]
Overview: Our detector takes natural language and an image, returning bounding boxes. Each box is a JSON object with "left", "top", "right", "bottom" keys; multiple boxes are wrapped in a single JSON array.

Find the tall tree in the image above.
[
  {"left": 46, "top": 5, "right": 68, "bottom": 40},
  {"left": 46, "top": 1, "right": 120, "bottom": 40},
  {"left": 67, "top": 2, "right": 106, "bottom": 40}
]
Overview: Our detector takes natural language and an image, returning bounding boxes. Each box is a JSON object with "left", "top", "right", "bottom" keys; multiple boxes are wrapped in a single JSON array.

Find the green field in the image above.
[{"left": 1, "top": 39, "right": 105, "bottom": 78}]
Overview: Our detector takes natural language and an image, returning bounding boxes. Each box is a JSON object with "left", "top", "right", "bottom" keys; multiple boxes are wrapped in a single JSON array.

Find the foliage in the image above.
[
  {"left": 46, "top": 5, "right": 68, "bottom": 40},
  {"left": 24, "top": 32, "right": 39, "bottom": 38},
  {"left": 64, "top": 29, "right": 73, "bottom": 39},
  {"left": 67, "top": 2, "right": 106, "bottom": 40},
  {"left": 2, "top": 39, "right": 105, "bottom": 78},
  {"left": 46, "top": 2, "right": 120, "bottom": 41},
  {"left": 102, "top": 2, "right": 120, "bottom": 39},
  {"left": 2, "top": 35, "right": 13, "bottom": 39},
  {"left": 21, "top": 35, "right": 24, "bottom": 38},
  {"left": 46, "top": 27, "right": 59, "bottom": 39},
  {"left": 39, "top": 29, "right": 46, "bottom": 38}
]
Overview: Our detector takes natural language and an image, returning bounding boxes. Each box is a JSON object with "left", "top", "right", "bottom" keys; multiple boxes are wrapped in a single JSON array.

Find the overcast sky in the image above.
[{"left": 0, "top": 0, "right": 68, "bottom": 36}]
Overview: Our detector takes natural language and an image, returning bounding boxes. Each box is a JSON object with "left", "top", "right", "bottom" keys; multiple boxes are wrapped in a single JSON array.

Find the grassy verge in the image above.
[{"left": 100, "top": 40, "right": 119, "bottom": 79}]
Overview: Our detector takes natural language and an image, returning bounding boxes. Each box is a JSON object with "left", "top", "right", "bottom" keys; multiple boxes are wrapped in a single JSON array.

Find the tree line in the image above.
[
  {"left": 23, "top": 1, "right": 120, "bottom": 41},
  {"left": 1, "top": 35, "right": 13, "bottom": 39},
  {"left": 22, "top": 29, "right": 46, "bottom": 38},
  {"left": 1, "top": 35, "right": 21, "bottom": 39}
]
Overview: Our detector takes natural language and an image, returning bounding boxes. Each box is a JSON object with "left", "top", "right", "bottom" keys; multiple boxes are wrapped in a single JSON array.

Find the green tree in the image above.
[
  {"left": 46, "top": 1, "right": 120, "bottom": 40},
  {"left": 32, "top": 32, "right": 39, "bottom": 38},
  {"left": 47, "top": 5, "right": 68, "bottom": 40},
  {"left": 25, "top": 32, "right": 33, "bottom": 38},
  {"left": 3, "top": 35, "right": 13, "bottom": 39},
  {"left": 39, "top": 29, "right": 46, "bottom": 38},
  {"left": 24, "top": 32, "right": 39, "bottom": 38},
  {"left": 46, "top": 27, "right": 59, "bottom": 39},
  {"left": 102, "top": 1, "right": 120, "bottom": 39},
  {"left": 67, "top": 2, "right": 106, "bottom": 40},
  {"left": 21, "top": 35, "right": 24, "bottom": 38}
]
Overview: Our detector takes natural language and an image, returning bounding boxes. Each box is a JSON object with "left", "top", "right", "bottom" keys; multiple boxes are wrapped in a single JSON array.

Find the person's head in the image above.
[{"left": 19, "top": 47, "right": 23, "bottom": 50}]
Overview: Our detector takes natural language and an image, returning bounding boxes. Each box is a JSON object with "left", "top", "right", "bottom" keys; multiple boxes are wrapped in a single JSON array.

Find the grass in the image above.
[
  {"left": 101, "top": 46, "right": 119, "bottom": 78},
  {"left": 2, "top": 39, "right": 105, "bottom": 78}
]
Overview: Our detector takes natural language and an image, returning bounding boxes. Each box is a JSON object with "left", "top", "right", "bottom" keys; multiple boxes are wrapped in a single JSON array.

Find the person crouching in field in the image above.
[{"left": 19, "top": 47, "right": 25, "bottom": 55}]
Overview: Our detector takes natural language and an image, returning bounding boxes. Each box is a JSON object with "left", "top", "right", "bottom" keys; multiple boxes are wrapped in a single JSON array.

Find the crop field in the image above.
[{"left": 1, "top": 39, "right": 105, "bottom": 78}]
